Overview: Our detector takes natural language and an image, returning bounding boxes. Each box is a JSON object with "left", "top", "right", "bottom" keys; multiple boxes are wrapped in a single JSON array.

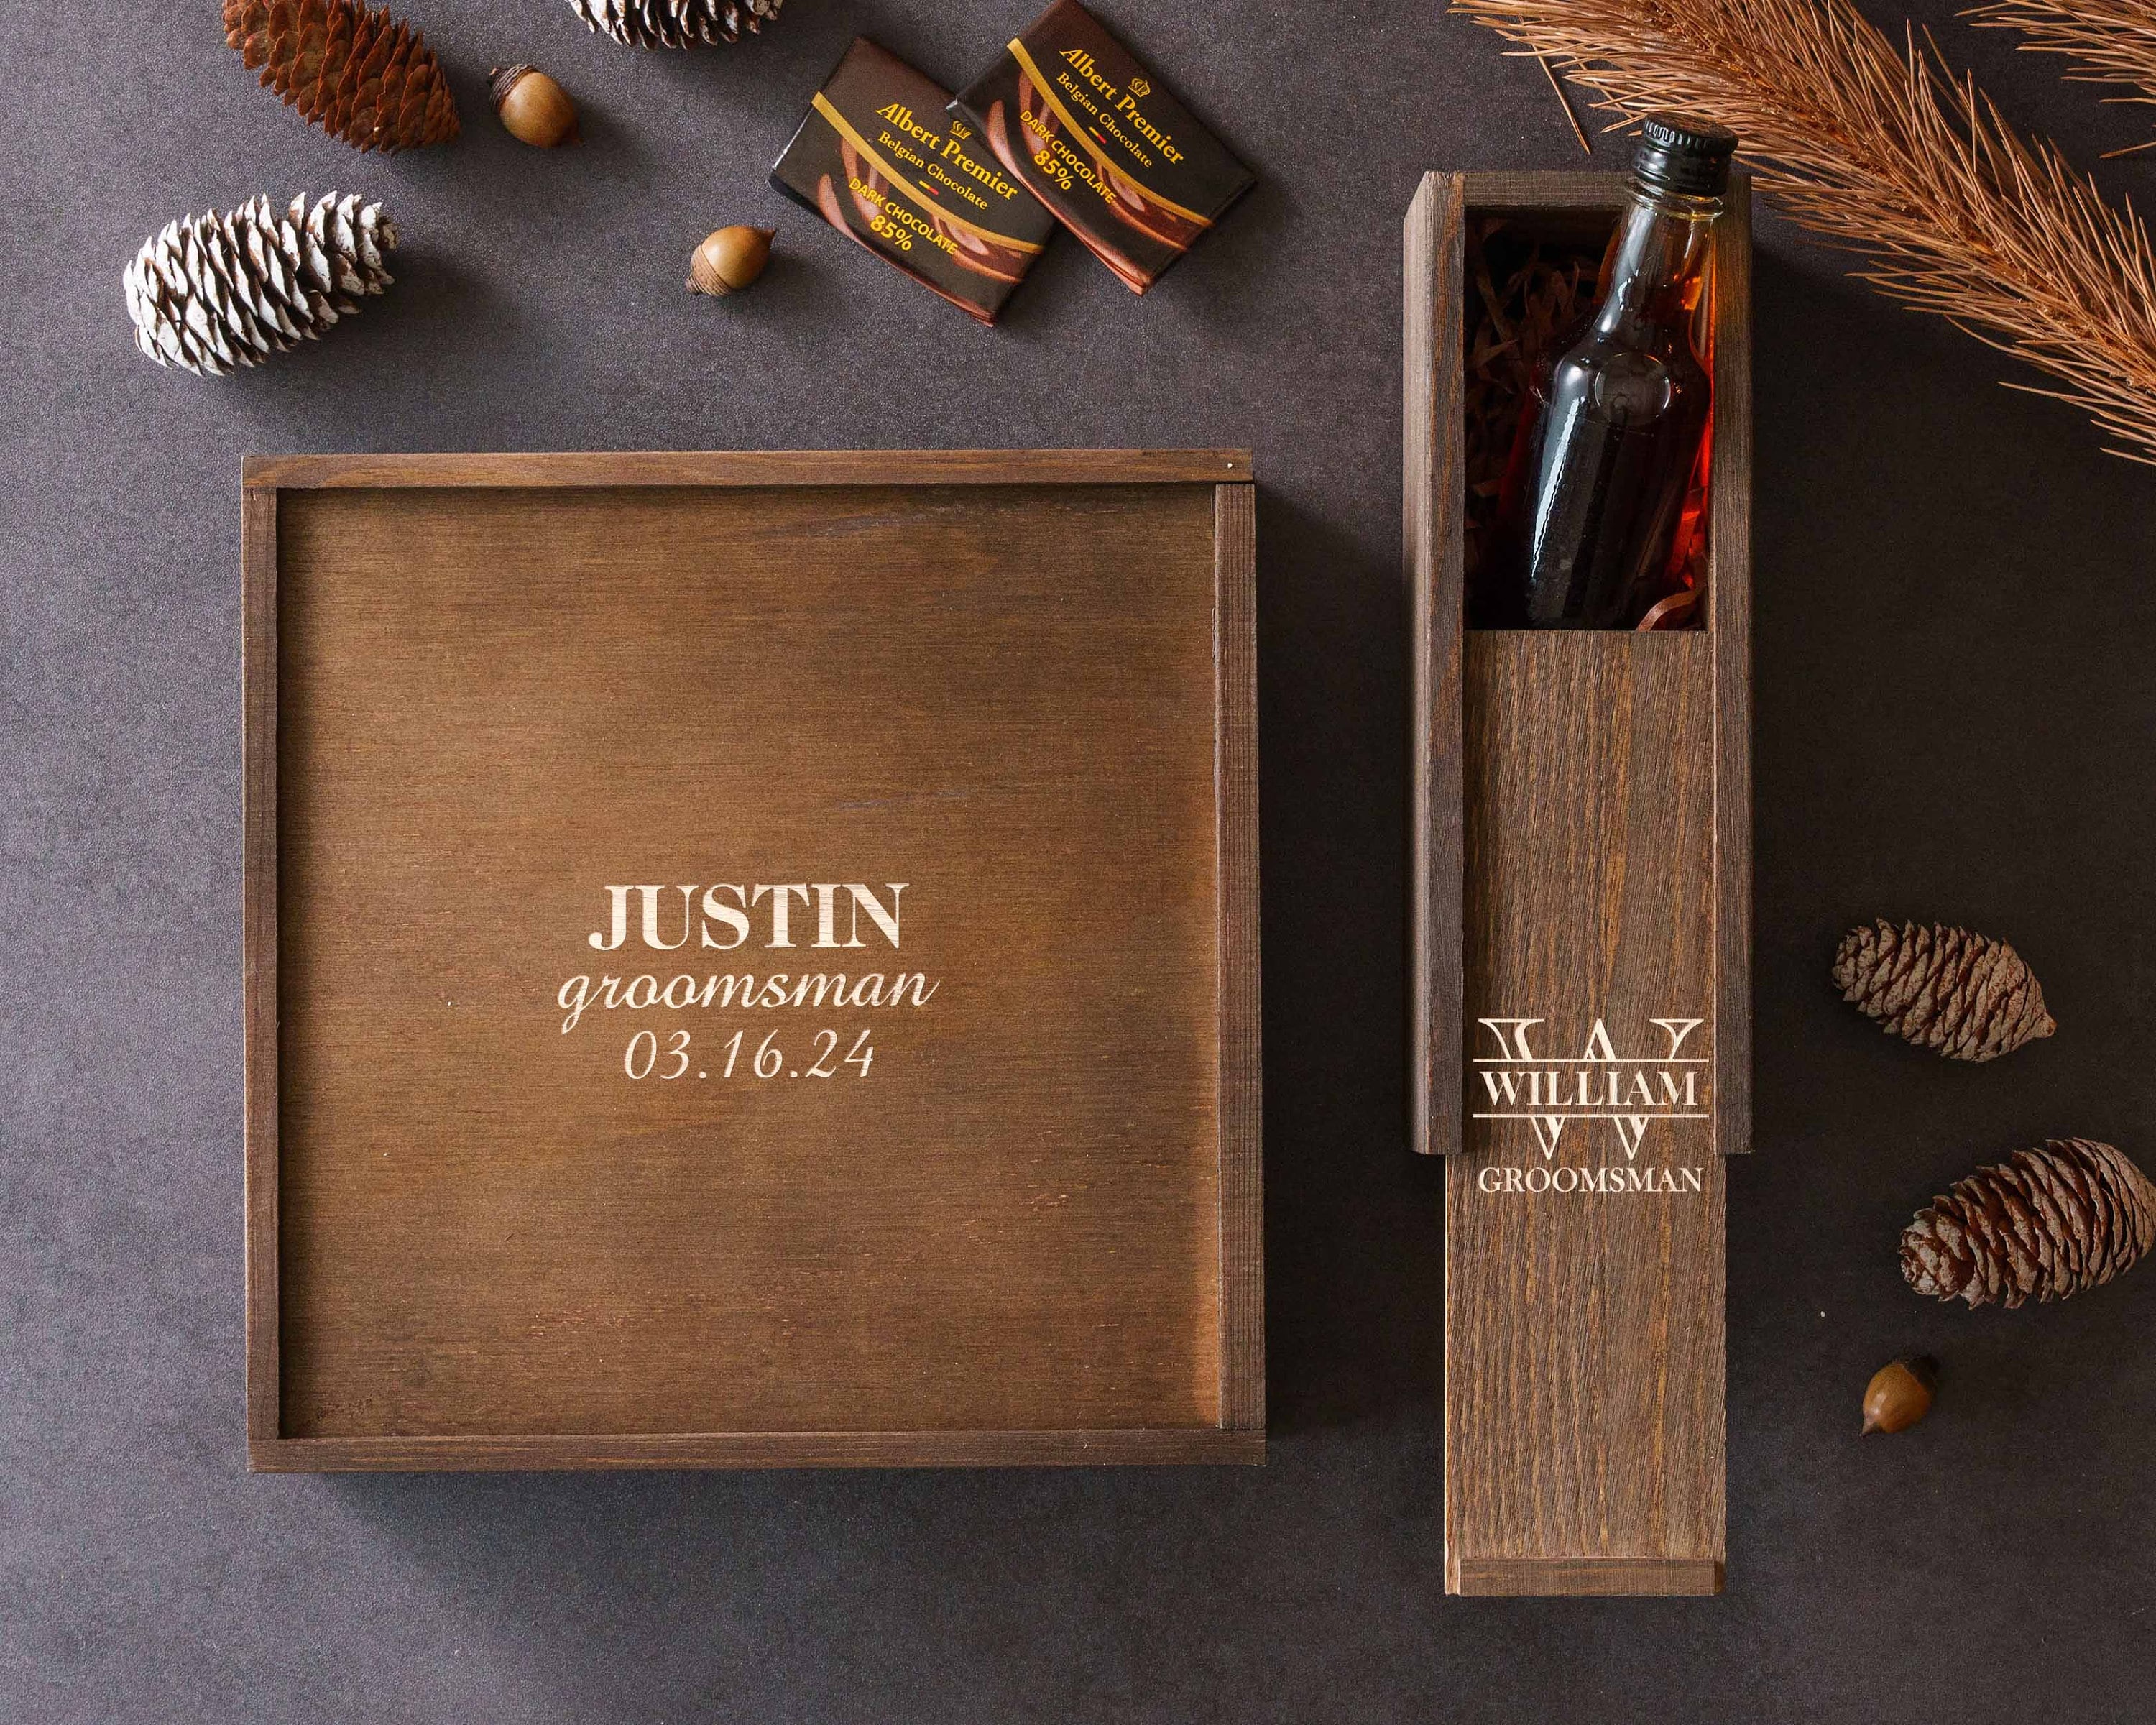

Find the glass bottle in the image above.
[{"left": 1470, "top": 116, "right": 1738, "bottom": 630}]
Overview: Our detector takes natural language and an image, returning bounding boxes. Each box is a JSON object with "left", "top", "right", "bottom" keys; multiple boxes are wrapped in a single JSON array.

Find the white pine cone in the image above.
[
  {"left": 124, "top": 194, "right": 397, "bottom": 377},
  {"left": 566, "top": 0, "right": 782, "bottom": 49}
]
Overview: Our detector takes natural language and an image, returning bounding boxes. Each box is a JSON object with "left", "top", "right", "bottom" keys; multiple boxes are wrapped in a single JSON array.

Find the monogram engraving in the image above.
[{"left": 1472, "top": 1014, "right": 1711, "bottom": 1193}]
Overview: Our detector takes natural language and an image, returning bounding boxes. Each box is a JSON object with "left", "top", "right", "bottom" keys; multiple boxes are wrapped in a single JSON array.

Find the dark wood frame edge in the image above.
[
  {"left": 1449, "top": 1555, "right": 1724, "bottom": 1598},
  {"left": 1406, "top": 172, "right": 1465, "bottom": 1160},
  {"left": 1214, "top": 482, "right": 1265, "bottom": 1433},
  {"left": 241, "top": 448, "right": 1252, "bottom": 489},
  {"left": 247, "top": 1430, "right": 1266, "bottom": 1471},
  {"left": 240, "top": 451, "right": 1264, "bottom": 1471},
  {"left": 242, "top": 482, "right": 280, "bottom": 1445},
  {"left": 1709, "top": 175, "right": 1754, "bottom": 1156}
]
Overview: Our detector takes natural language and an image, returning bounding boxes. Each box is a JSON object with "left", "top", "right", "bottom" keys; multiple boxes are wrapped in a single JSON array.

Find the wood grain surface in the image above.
[
  {"left": 244, "top": 459, "right": 1261, "bottom": 1468},
  {"left": 1445, "top": 632, "right": 1726, "bottom": 1593},
  {"left": 1406, "top": 175, "right": 1748, "bottom": 1593}
]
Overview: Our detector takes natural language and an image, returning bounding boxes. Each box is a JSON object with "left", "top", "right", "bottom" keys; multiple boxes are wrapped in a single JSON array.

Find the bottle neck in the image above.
[{"left": 1593, "top": 180, "right": 1720, "bottom": 334}]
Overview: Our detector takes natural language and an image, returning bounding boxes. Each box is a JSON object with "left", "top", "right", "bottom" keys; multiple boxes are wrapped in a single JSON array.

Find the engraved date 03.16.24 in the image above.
[{"left": 622, "top": 1026, "right": 875, "bottom": 1082}]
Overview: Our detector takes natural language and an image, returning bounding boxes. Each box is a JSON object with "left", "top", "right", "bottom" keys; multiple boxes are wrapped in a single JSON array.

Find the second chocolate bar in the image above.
[
  {"left": 771, "top": 38, "right": 1056, "bottom": 324},
  {"left": 949, "top": 1, "right": 1255, "bottom": 294}
]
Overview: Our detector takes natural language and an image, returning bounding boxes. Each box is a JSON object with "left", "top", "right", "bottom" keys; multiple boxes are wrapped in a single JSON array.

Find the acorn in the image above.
[
  {"left": 1859, "top": 1355, "right": 1938, "bottom": 1435},
  {"left": 490, "top": 65, "right": 579, "bottom": 147},
  {"left": 688, "top": 226, "right": 775, "bottom": 296}
]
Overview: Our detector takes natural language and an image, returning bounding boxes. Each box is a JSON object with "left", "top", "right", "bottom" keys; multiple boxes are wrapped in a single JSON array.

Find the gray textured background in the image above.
[{"left": 6, "top": 1, "right": 2156, "bottom": 1719}]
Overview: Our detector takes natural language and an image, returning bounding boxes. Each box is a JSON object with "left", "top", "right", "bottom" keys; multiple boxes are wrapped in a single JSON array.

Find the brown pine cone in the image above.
[
  {"left": 1902, "top": 1138, "right": 2156, "bottom": 1308},
  {"left": 1832, "top": 919, "right": 2055, "bottom": 1062},
  {"left": 224, "top": 0, "right": 459, "bottom": 152}
]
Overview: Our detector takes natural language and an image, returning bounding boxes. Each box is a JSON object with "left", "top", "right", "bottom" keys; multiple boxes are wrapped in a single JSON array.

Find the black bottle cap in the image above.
[{"left": 1632, "top": 114, "right": 1738, "bottom": 199}]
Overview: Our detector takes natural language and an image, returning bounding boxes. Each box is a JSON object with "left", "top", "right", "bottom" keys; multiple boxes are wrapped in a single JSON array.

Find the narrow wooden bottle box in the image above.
[{"left": 1405, "top": 172, "right": 1753, "bottom": 1595}]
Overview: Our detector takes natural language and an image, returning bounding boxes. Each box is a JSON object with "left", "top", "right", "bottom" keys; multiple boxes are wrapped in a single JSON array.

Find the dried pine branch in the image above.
[
  {"left": 1452, "top": 0, "right": 2156, "bottom": 462},
  {"left": 1968, "top": 0, "right": 2156, "bottom": 154},
  {"left": 1967, "top": 1, "right": 2156, "bottom": 101}
]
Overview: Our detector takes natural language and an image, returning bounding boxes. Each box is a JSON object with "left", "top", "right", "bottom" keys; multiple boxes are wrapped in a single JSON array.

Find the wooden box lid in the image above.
[{"left": 243, "top": 450, "right": 1261, "bottom": 1471}]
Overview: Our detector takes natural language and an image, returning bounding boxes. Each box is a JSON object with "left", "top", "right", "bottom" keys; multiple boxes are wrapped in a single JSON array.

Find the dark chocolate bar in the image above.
[
  {"left": 949, "top": 1, "right": 1255, "bottom": 294},
  {"left": 770, "top": 39, "right": 1056, "bottom": 324}
]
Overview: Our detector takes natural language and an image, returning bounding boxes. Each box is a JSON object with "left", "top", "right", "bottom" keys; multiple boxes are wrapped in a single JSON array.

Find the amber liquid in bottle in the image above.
[{"left": 1472, "top": 178, "right": 1722, "bottom": 630}]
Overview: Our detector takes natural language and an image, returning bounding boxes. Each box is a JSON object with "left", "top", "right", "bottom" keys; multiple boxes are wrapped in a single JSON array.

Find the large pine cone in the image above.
[
  {"left": 1833, "top": 919, "right": 2055, "bottom": 1062},
  {"left": 567, "top": 0, "right": 783, "bottom": 49},
  {"left": 124, "top": 195, "right": 397, "bottom": 377},
  {"left": 224, "top": 0, "right": 459, "bottom": 152},
  {"left": 1903, "top": 1138, "right": 2156, "bottom": 1307}
]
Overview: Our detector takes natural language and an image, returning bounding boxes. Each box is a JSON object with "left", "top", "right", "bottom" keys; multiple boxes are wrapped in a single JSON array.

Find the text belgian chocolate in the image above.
[
  {"left": 770, "top": 38, "right": 1056, "bottom": 324},
  {"left": 949, "top": 1, "right": 1255, "bottom": 293}
]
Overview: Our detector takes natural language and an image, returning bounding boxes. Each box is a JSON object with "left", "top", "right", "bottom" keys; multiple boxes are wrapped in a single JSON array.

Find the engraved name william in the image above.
[{"left": 1473, "top": 1014, "right": 1710, "bottom": 1195}]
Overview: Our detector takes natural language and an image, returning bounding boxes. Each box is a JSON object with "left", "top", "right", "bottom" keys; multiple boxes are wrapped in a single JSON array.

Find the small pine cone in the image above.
[
  {"left": 224, "top": 0, "right": 459, "bottom": 152},
  {"left": 566, "top": 0, "right": 783, "bottom": 49},
  {"left": 124, "top": 195, "right": 397, "bottom": 377},
  {"left": 1832, "top": 920, "right": 2055, "bottom": 1062},
  {"left": 1903, "top": 1138, "right": 2156, "bottom": 1308}
]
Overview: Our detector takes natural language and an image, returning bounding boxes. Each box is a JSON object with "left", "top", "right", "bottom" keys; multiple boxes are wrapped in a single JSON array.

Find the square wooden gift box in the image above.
[
  {"left": 242, "top": 449, "right": 1261, "bottom": 1470},
  {"left": 1405, "top": 173, "right": 1753, "bottom": 1594}
]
